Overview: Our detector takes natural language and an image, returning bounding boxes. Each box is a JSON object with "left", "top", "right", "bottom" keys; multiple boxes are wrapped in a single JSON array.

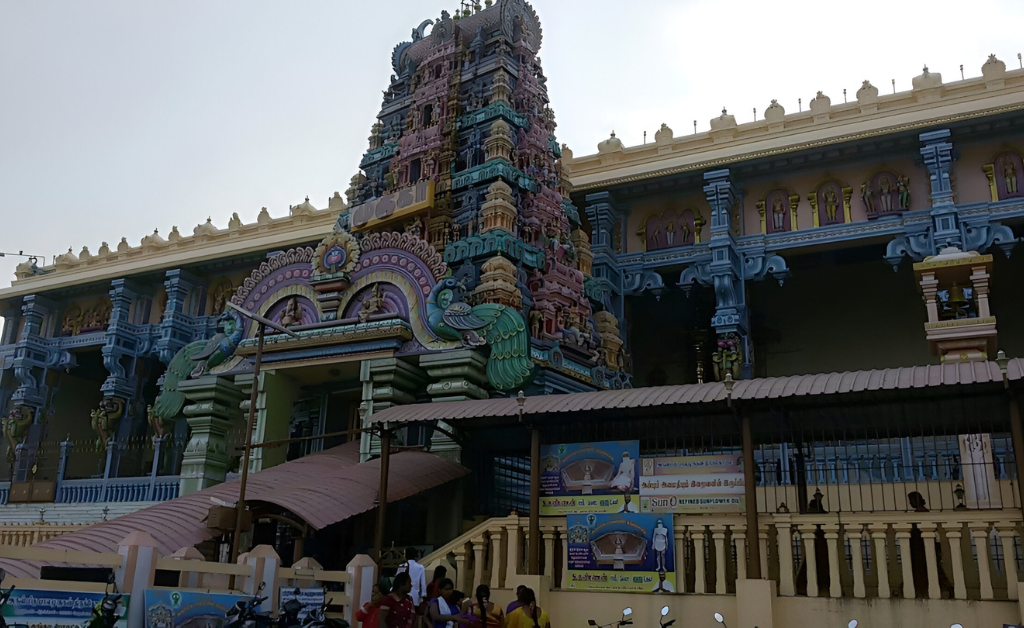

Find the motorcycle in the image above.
[
  {"left": 86, "top": 574, "right": 122, "bottom": 628},
  {"left": 301, "top": 599, "right": 349, "bottom": 628},
  {"left": 226, "top": 582, "right": 273, "bottom": 628},
  {"left": 279, "top": 596, "right": 304, "bottom": 627},
  {"left": 0, "top": 569, "right": 28, "bottom": 628}
]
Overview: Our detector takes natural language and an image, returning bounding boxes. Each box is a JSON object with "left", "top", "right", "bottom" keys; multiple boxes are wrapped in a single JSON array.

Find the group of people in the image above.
[{"left": 358, "top": 548, "right": 551, "bottom": 628}]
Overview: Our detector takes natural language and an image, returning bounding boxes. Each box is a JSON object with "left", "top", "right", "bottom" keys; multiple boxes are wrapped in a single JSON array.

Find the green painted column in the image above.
[
  {"left": 177, "top": 376, "right": 245, "bottom": 496},
  {"left": 419, "top": 349, "right": 489, "bottom": 402},
  {"left": 359, "top": 358, "right": 426, "bottom": 461}
]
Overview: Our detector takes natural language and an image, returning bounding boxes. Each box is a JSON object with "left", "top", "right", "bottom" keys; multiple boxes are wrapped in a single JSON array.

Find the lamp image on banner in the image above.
[
  {"left": 640, "top": 454, "right": 745, "bottom": 514},
  {"left": 540, "top": 441, "right": 640, "bottom": 514},
  {"left": 566, "top": 513, "right": 676, "bottom": 593}
]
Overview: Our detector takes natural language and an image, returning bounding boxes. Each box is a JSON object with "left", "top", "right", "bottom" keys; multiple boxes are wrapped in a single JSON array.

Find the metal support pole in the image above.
[
  {"left": 529, "top": 426, "right": 541, "bottom": 575},
  {"left": 1004, "top": 381, "right": 1024, "bottom": 512},
  {"left": 374, "top": 428, "right": 392, "bottom": 560},
  {"left": 230, "top": 322, "right": 265, "bottom": 565},
  {"left": 740, "top": 407, "right": 762, "bottom": 579}
]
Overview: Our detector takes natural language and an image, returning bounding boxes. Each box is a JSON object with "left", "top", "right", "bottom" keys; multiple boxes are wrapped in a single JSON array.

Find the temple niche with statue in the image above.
[{"left": 5, "top": 3, "right": 1024, "bottom": 624}]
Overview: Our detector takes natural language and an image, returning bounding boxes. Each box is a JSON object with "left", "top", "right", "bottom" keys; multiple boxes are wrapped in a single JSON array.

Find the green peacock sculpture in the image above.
[
  {"left": 147, "top": 309, "right": 244, "bottom": 434},
  {"left": 426, "top": 277, "right": 534, "bottom": 391}
]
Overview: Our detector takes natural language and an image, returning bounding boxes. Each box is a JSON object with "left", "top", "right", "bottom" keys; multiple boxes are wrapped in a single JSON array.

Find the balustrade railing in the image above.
[{"left": 423, "top": 509, "right": 1024, "bottom": 602}]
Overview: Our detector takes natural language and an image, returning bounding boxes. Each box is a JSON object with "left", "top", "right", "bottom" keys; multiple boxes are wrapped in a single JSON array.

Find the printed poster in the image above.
[
  {"left": 280, "top": 587, "right": 325, "bottom": 623},
  {"left": 540, "top": 440, "right": 640, "bottom": 514},
  {"left": 566, "top": 513, "right": 675, "bottom": 593},
  {"left": 641, "top": 454, "right": 745, "bottom": 514},
  {"left": 2, "top": 588, "right": 130, "bottom": 627},
  {"left": 145, "top": 589, "right": 259, "bottom": 627}
]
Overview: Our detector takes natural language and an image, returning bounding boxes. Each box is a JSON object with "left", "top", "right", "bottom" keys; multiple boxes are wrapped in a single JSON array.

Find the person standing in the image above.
[
  {"left": 380, "top": 573, "right": 417, "bottom": 628},
  {"left": 396, "top": 547, "right": 428, "bottom": 621},
  {"left": 426, "top": 566, "right": 447, "bottom": 604},
  {"left": 505, "top": 588, "right": 549, "bottom": 628},
  {"left": 505, "top": 586, "right": 527, "bottom": 616},
  {"left": 426, "top": 578, "right": 471, "bottom": 628}
]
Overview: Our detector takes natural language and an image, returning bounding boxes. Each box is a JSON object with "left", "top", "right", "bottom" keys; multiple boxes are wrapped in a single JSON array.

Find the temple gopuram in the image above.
[{"left": 2, "top": 2, "right": 1024, "bottom": 627}]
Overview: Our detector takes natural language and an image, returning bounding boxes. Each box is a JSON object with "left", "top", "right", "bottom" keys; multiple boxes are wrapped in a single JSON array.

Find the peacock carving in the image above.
[{"left": 426, "top": 277, "right": 533, "bottom": 391}]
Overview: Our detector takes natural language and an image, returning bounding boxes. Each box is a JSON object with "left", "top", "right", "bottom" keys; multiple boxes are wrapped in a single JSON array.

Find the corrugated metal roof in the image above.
[
  {"left": 370, "top": 359, "right": 1022, "bottom": 425},
  {"left": 0, "top": 441, "right": 467, "bottom": 577}
]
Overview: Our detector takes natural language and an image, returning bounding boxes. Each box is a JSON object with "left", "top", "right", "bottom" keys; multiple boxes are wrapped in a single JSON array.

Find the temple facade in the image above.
[{"left": 2, "top": 2, "right": 1024, "bottom": 626}]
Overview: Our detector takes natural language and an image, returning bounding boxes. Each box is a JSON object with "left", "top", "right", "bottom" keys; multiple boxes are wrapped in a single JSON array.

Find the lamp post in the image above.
[
  {"left": 996, "top": 350, "right": 1024, "bottom": 511},
  {"left": 225, "top": 301, "right": 298, "bottom": 565}
]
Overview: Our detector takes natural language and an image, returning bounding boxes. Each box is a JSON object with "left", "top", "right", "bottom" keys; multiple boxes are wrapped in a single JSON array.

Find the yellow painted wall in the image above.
[{"left": 253, "top": 370, "right": 299, "bottom": 472}]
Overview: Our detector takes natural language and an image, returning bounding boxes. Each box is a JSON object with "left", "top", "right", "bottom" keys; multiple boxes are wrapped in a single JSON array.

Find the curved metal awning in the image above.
[{"left": 0, "top": 441, "right": 468, "bottom": 577}]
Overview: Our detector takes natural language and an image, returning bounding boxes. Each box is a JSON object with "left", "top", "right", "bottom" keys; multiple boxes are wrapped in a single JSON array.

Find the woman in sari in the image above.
[
  {"left": 427, "top": 578, "right": 471, "bottom": 628},
  {"left": 505, "top": 588, "right": 550, "bottom": 628},
  {"left": 380, "top": 572, "right": 417, "bottom": 628},
  {"left": 463, "top": 584, "right": 503, "bottom": 628}
]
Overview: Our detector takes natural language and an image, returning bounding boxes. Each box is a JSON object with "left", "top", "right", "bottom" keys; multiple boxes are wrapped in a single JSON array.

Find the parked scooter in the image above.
[
  {"left": 278, "top": 596, "right": 304, "bottom": 627},
  {"left": 226, "top": 582, "right": 273, "bottom": 628}
]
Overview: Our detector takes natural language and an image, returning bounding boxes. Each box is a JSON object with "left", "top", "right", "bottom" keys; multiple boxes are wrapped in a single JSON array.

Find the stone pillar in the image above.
[
  {"left": 800, "top": 526, "right": 819, "bottom": 597},
  {"left": 848, "top": 525, "right": 866, "bottom": 598},
  {"left": 943, "top": 523, "right": 968, "bottom": 600},
  {"left": 542, "top": 529, "right": 556, "bottom": 581},
  {"left": 869, "top": 525, "right": 891, "bottom": 598},
  {"left": 505, "top": 520, "right": 520, "bottom": 584},
  {"left": 347, "top": 554, "right": 378, "bottom": 628},
  {"left": 116, "top": 531, "right": 158, "bottom": 628},
  {"left": 970, "top": 524, "right": 995, "bottom": 600},
  {"left": 734, "top": 531, "right": 747, "bottom": 581},
  {"left": 177, "top": 376, "right": 244, "bottom": 495},
  {"left": 997, "top": 523, "right": 1019, "bottom": 600},
  {"left": 473, "top": 538, "right": 487, "bottom": 590},
  {"left": 246, "top": 545, "right": 282, "bottom": 613},
  {"left": 692, "top": 528, "right": 707, "bottom": 594},
  {"left": 489, "top": 526, "right": 504, "bottom": 590},
  {"left": 157, "top": 269, "right": 202, "bottom": 365},
  {"left": 920, "top": 523, "right": 941, "bottom": 600},
  {"left": 11, "top": 294, "right": 52, "bottom": 408},
  {"left": 822, "top": 523, "right": 842, "bottom": 598},
  {"left": 674, "top": 527, "right": 687, "bottom": 593},
  {"left": 894, "top": 524, "right": 915, "bottom": 599},
  {"left": 712, "top": 525, "right": 728, "bottom": 594},
  {"left": 775, "top": 518, "right": 796, "bottom": 596}
]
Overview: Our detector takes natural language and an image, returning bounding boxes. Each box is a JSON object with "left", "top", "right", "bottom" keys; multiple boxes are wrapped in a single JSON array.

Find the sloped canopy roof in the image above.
[
  {"left": 0, "top": 441, "right": 467, "bottom": 577},
  {"left": 368, "top": 359, "right": 1024, "bottom": 427}
]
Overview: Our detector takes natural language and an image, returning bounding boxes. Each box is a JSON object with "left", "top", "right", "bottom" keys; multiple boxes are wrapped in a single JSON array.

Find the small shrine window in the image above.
[{"left": 410, "top": 159, "right": 422, "bottom": 182}]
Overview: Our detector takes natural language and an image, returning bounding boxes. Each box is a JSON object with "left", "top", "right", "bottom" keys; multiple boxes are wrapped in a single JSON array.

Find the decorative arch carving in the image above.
[
  {"left": 808, "top": 178, "right": 852, "bottom": 227},
  {"left": 254, "top": 287, "right": 320, "bottom": 337},
  {"left": 359, "top": 231, "right": 447, "bottom": 280},
  {"left": 756, "top": 188, "right": 799, "bottom": 234},
  {"left": 231, "top": 247, "right": 316, "bottom": 334},
  {"left": 983, "top": 149, "right": 1024, "bottom": 201}
]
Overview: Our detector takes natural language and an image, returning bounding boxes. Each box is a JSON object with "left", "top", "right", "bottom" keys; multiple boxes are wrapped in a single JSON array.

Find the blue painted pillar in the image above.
[
  {"left": 584, "top": 192, "right": 627, "bottom": 333},
  {"left": 101, "top": 280, "right": 139, "bottom": 400},
  {"left": 920, "top": 129, "right": 961, "bottom": 249},
  {"left": 11, "top": 295, "right": 53, "bottom": 408},
  {"left": 157, "top": 269, "right": 202, "bottom": 365},
  {"left": 703, "top": 169, "right": 753, "bottom": 379}
]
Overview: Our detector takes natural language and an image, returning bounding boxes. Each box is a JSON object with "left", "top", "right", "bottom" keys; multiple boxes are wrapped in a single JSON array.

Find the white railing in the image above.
[{"left": 423, "top": 509, "right": 1024, "bottom": 602}]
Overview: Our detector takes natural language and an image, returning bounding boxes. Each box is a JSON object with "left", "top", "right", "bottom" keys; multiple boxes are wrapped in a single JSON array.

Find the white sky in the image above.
[{"left": 1, "top": 0, "right": 1023, "bottom": 302}]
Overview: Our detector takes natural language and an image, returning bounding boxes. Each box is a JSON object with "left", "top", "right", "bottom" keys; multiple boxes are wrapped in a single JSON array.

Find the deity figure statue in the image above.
[
  {"left": 210, "top": 281, "right": 234, "bottom": 317},
  {"left": 1005, "top": 160, "right": 1019, "bottom": 194},
  {"left": 529, "top": 308, "right": 544, "bottom": 338},
  {"left": 90, "top": 396, "right": 125, "bottom": 448},
  {"left": 712, "top": 333, "right": 742, "bottom": 381},
  {"left": 358, "top": 285, "right": 384, "bottom": 323},
  {"left": 879, "top": 176, "right": 894, "bottom": 212},
  {"left": 861, "top": 181, "right": 875, "bottom": 214},
  {"left": 823, "top": 187, "right": 839, "bottom": 222},
  {"left": 897, "top": 175, "right": 910, "bottom": 210},
  {"left": 2, "top": 405, "right": 34, "bottom": 463},
  {"left": 405, "top": 216, "right": 423, "bottom": 238},
  {"left": 280, "top": 297, "right": 301, "bottom": 328},
  {"left": 61, "top": 305, "right": 83, "bottom": 336},
  {"left": 771, "top": 194, "right": 786, "bottom": 231},
  {"left": 665, "top": 220, "right": 675, "bottom": 245}
]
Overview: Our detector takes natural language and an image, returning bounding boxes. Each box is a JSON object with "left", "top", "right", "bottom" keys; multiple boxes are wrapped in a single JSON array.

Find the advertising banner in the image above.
[
  {"left": 280, "top": 587, "right": 325, "bottom": 623},
  {"left": 145, "top": 589, "right": 256, "bottom": 627},
  {"left": 640, "top": 454, "right": 745, "bottom": 513},
  {"left": 540, "top": 440, "right": 640, "bottom": 514},
  {"left": 565, "top": 513, "right": 675, "bottom": 593},
  {"left": 2, "top": 588, "right": 129, "bottom": 627}
]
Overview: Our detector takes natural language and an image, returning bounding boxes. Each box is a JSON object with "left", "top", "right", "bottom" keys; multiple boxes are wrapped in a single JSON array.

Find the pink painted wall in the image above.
[
  {"left": 625, "top": 192, "right": 710, "bottom": 254},
  {"left": 954, "top": 141, "right": 1024, "bottom": 204}
]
